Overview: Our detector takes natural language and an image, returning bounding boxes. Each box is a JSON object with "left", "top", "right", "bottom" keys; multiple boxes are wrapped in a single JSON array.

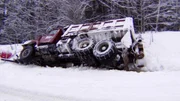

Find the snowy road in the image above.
[
  {"left": 1, "top": 31, "right": 180, "bottom": 101},
  {"left": 0, "top": 63, "right": 180, "bottom": 101},
  {"left": 0, "top": 84, "right": 72, "bottom": 101}
]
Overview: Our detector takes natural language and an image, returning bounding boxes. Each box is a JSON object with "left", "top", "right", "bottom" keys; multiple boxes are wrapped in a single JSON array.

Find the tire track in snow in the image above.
[{"left": 0, "top": 84, "right": 81, "bottom": 101}]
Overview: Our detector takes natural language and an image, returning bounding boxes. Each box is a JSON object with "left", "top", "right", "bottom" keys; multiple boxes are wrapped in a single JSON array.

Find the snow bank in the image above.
[{"left": 142, "top": 31, "right": 180, "bottom": 71}]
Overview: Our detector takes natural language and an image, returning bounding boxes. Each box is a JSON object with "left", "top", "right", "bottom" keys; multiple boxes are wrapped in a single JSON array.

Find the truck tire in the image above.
[
  {"left": 73, "top": 38, "right": 95, "bottom": 55},
  {"left": 20, "top": 46, "right": 34, "bottom": 64},
  {"left": 93, "top": 40, "right": 117, "bottom": 63},
  {"left": 73, "top": 38, "right": 98, "bottom": 66}
]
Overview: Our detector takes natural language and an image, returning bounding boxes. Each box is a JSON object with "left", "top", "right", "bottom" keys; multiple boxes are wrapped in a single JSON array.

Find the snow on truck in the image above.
[{"left": 2, "top": 17, "right": 145, "bottom": 71}]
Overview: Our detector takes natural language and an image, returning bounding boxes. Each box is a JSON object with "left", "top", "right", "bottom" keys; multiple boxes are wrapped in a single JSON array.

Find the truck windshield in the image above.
[{"left": 49, "top": 30, "right": 58, "bottom": 35}]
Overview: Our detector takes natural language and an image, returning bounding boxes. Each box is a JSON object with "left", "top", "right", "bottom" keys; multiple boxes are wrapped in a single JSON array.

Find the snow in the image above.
[
  {"left": 142, "top": 31, "right": 180, "bottom": 71},
  {"left": 1, "top": 31, "right": 180, "bottom": 101}
]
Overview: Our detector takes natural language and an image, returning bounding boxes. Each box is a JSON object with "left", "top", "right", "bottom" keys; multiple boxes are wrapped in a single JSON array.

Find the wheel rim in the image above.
[
  {"left": 22, "top": 49, "right": 31, "bottom": 58},
  {"left": 79, "top": 41, "right": 90, "bottom": 49},
  {"left": 98, "top": 43, "right": 109, "bottom": 52}
]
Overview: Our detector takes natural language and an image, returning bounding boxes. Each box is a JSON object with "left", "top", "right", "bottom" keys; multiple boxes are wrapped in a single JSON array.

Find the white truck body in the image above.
[{"left": 62, "top": 17, "right": 136, "bottom": 48}]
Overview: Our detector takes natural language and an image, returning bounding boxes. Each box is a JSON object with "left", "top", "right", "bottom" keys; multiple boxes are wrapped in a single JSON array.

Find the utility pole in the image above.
[{"left": 155, "top": 0, "right": 161, "bottom": 32}]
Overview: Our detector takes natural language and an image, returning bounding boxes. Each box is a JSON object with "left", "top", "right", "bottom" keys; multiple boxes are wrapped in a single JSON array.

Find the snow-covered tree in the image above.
[
  {"left": 87, "top": 0, "right": 180, "bottom": 32},
  {"left": 0, "top": 0, "right": 7, "bottom": 32},
  {"left": 0, "top": 0, "right": 4, "bottom": 30},
  {"left": 55, "top": 0, "right": 90, "bottom": 25},
  {"left": 1, "top": 0, "right": 60, "bottom": 43},
  {"left": 0, "top": 0, "right": 92, "bottom": 44},
  {"left": 164, "top": 0, "right": 180, "bottom": 31},
  {"left": 1, "top": 0, "right": 36, "bottom": 43},
  {"left": 0, "top": 0, "right": 179, "bottom": 44}
]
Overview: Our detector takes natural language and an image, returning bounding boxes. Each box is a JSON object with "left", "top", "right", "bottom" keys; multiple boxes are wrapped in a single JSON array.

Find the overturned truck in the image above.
[{"left": 18, "top": 17, "right": 145, "bottom": 70}]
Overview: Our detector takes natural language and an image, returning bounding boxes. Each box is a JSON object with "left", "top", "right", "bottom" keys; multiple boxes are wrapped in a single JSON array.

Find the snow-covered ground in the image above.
[{"left": 0, "top": 31, "right": 180, "bottom": 101}]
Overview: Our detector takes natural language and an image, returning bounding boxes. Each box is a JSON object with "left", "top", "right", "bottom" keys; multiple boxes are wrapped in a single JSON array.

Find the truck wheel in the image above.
[
  {"left": 93, "top": 40, "right": 117, "bottom": 62},
  {"left": 73, "top": 38, "right": 98, "bottom": 66},
  {"left": 74, "top": 38, "right": 95, "bottom": 55},
  {"left": 20, "top": 46, "right": 34, "bottom": 64}
]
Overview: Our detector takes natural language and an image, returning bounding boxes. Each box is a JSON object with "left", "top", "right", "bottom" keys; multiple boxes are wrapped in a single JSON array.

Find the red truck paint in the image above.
[{"left": 0, "top": 52, "right": 12, "bottom": 59}]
